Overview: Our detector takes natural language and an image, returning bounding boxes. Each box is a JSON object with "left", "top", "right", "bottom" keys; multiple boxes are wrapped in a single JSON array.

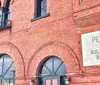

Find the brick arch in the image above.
[
  {"left": 0, "top": 42, "right": 25, "bottom": 78},
  {"left": 27, "top": 41, "right": 80, "bottom": 78}
]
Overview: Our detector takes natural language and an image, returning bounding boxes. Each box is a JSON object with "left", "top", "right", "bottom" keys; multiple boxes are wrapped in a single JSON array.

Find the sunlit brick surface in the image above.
[{"left": 0, "top": 0, "right": 99, "bottom": 85}]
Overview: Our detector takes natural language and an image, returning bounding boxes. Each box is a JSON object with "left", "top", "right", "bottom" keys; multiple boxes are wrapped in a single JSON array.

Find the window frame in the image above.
[
  {"left": 31, "top": 0, "right": 50, "bottom": 22},
  {"left": 0, "top": 0, "right": 11, "bottom": 31}
]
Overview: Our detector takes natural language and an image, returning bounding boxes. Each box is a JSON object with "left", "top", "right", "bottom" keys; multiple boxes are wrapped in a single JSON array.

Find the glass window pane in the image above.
[
  {"left": 3, "top": 55, "right": 15, "bottom": 78},
  {"left": 46, "top": 80, "right": 51, "bottom": 85},
  {"left": 56, "top": 63, "right": 67, "bottom": 76},
  {"left": 0, "top": 8, "right": 2, "bottom": 26},
  {"left": 45, "top": 58, "right": 53, "bottom": 73},
  {"left": 0, "top": 54, "right": 15, "bottom": 85},
  {"left": 41, "top": 66, "right": 50, "bottom": 76},
  {"left": 0, "top": 57, "right": 3, "bottom": 76},
  {"left": 7, "top": 6, "right": 10, "bottom": 21},
  {"left": 54, "top": 57, "right": 62, "bottom": 73},
  {"left": 52, "top": 79, "right": 58, "bottom": 85},
  {"left": 41, "top": 0, "right": 47, "bottom": 16}
]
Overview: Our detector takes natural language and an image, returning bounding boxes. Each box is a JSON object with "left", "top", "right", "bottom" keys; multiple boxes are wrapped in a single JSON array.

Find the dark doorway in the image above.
[{"left": 38, "top": 56, "right": 67, "bottom": 85}]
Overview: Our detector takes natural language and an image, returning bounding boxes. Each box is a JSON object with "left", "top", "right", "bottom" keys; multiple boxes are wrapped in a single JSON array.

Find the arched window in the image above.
[
  {"left": 0, "top": 54, "right": 16, "bottom": 85},
  {"left": 0, "top": 0, "right": 11, "bottom": 30},
  {"left": 38, "top": 56, "right": 68, "bottom": 85}
]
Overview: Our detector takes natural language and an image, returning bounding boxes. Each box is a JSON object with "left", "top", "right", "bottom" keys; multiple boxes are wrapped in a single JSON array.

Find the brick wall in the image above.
[{"left": 0, "top": 0, "right": 100, "bottom": 85}]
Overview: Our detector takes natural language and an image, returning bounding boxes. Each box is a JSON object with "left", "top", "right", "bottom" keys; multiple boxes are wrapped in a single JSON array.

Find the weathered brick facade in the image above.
[{"left": 0, "top": 0, "right": 100, "bottom": 85}]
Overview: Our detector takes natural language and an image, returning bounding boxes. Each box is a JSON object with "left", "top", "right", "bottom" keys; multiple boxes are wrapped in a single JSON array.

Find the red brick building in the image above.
[{"left": 0, "top": 0, "right": 100, "bottom": 85}]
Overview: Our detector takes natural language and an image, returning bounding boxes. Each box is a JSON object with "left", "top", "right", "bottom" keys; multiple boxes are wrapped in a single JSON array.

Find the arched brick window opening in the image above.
[
  {"left": 0, "top": 54, "right": 16, "bottom": 85},
  {"left": 38, "top": 56, "right": 68, "bottom": 85}
]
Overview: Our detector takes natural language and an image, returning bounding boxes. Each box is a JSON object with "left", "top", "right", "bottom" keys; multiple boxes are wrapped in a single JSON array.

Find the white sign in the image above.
[{"left": 81, "top": 31, "right": 100, "bottom": 66}]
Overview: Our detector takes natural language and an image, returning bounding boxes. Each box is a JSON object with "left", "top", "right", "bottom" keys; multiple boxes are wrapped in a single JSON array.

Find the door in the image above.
[
  {"left": 43, "top": 77, "right": 60, "bottom": 85},
  {"left": 38, "top": 57, "right": 67, "bottom": 85}
]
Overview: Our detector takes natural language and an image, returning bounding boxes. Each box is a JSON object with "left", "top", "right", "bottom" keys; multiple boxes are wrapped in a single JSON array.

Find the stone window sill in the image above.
[{"left": 31, "top": 13, "right": 50, "bottom": 22}]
